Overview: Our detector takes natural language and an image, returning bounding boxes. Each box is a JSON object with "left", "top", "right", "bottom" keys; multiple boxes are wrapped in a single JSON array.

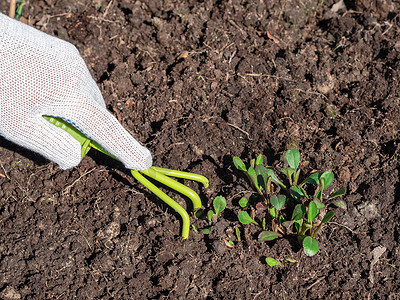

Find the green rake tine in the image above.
[
  {"left": 141, "top": 167, "right": 202, "bottom": 210},
  {"left": 131, "top": 170, "right": 191, "bottom": 239},
  {"left": 151, "top": 166, "right": 209, "bottom": 188}
]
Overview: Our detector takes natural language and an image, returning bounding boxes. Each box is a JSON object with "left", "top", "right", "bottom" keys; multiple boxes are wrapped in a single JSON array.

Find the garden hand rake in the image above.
[{"left": 44, "top": 116, "right": 208, "bottom": 239}]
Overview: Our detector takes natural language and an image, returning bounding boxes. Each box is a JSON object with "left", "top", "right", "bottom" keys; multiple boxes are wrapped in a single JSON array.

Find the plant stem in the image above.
[
  {"left": 313, "top": 223, "right": 323, "bottom": 237},
  {"left": 300, "top": 223, "right": 310, "bottom": 236}
]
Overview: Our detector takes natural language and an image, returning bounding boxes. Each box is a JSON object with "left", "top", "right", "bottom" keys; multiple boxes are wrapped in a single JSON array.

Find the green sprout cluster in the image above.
[
  {"left": 202, "top": 196, "right": 227, "bottom": 234},
  {"left": 234, "top": 148, "right": 346, "bottom": 257},
  {"left": 197, "top": 195, "right": 241, "bottom": 247}
]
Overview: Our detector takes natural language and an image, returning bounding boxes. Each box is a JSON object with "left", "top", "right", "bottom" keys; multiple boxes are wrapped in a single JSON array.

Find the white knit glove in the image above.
[{"left": 0, "top": 13, "right": 152, "bottom": 170}]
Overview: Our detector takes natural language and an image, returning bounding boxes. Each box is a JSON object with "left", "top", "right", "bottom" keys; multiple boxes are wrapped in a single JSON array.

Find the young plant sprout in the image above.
[
  {"left": 265, "top": 256, "right": 296, "bottom": 267},
  {"left": 234, "top": 149, "right": 346, "bottom": 256},
  {"left": 44, "top": 116, "right": 209, "bottom": 239},
  {"left": 202, "top": 196, "right": 227, "bottom": 234}
]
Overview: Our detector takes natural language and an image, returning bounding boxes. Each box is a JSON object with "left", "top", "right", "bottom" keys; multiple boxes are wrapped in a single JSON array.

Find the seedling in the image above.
[
  {"left": 234, "top": 148, "right": 346, "bottom": 256},
  {"left": 10, "top": 0, "right": 26, "bottom": 19},
  {"left": 203, "top": 196, "right": 226, "bottom": 234},
  {"left": 237, "top": 209, "right": 282, "bottom": 241},
  {"left": 191, "top": 225, "right": 199, "bottom": 233},
  {"left": 265, "top": 257, "right": 296, "bottom": 267},
  {"left": 225, "top": 227, "right": 242, "bottom": 248},
  {"left": 239, "top": 197, "right": 248, "bottom": 208},
  {"left": 11, "top": 160, "right": 22, "bottom": 170},
  {"left": 387, "top": 263, "right": 400, "bottom": 272},
  {"left": 235, "top": 227, "right": 242, "bottom": 242},
  {"left": 44, "top": 116, "right": 209, "bottom": 239},
  {"left": 15, "top": 1, "right": 26, "bottom": 19},
  {"left": 238, "top": 210, "right": 259, "bottom": 226}
]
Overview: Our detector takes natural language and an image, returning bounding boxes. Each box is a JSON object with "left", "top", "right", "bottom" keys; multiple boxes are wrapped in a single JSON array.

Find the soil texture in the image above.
[{"left": 0, "top": 0, "right": 400, "bottom": 299}]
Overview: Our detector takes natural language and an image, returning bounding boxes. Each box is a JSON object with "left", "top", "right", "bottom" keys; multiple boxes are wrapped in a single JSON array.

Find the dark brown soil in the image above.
[{"left": 1, "top": 0, "right": 400, "bottom": 299}]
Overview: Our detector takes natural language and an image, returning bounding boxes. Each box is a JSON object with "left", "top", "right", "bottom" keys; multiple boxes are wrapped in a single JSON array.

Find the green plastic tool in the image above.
[{"left": 43, "top": 116, "right": 208, "bottom": 239}]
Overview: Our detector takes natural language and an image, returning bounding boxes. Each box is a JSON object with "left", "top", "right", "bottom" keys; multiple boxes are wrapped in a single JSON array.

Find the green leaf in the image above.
[
  {"left": 314, "top": 199, "right": 325, "bottom": 209},
  {"left": 270, "top": 207, "right": 277, "bottom": 219},
  {"left": 282, "top": 220, "right": 294, "bottom": 230},
  {"left": 280, "top": 167, "right": 295, "bottom": 181},
  {"left": 202, "top": 227, "right": 212, "bottom": 234},
  {"left": 233, "top": 157, "right": 247, "bottom": 171},
  {"left": 320, "top": 178, "right": 326, "bottom": 191},
  {"left": 286, "top": 148, "right": 300, "bottom": 170},
  {"left": 238, "top": 211, "right": 258, "bottom": 225},
  {"left": 290, "top": 186, "right": 305, "bottom": 201},
  {"left": 315, "top": 189, "right": 322, "bottom": 202},
  {"left": 299, "top": 185, "right": 309, "bottom": 199},
  {"left": 294, "top": 220, "right": 302, "bottom": 234},
  {"left": 266, "top": 257, "right": 282, "bottom": 267},
  {"left": 213, "top": 196, "right": 226, "bottom": 217},
  {"left": 256, "top": 154, "right": 263, "bottom": 166},
  {"left": 270, "top": 195, "right": 286, "bottom": 211},
  {"left": 303, "top": 236, "right": 319, "bottom": 256},
  {"left": 239, "top": 197, "right": 248, "bottom": 208},
  {"left": 235, "top": 227, "right": 241, "bottom": 242},
  {"left": 255, "top": 165, "right": 268, "bottom": 191},
  {"left": 207, "top": 210, "right": 214, "bottom": 223},
  {"left": 329, "top": 188, "right": 346, "bottom": 199},
  {"left": 265, "top": 176, "right": 272, "bottom": 193},
  {"left": 247, "top": 167, "right": 258, "bottom": 190},
  {"left": 301, "top": 172, "right": 321, "bottom": 186},
  {"left": 332, "top": 199, "right": 347, "bottom": 209},
  {"left": 320, "top": 172, "right": 334, "bottom": 189},
  {"left": 307, "top": 201, "right": 320, "bottom": 224},
  {"left": 321, "top": 211, "right": 335, "bottom": 223},
  {"left": 265, "top": 167, "right": 286, "bottom": 189},
  {"left": 293, "top": 168, "right": 301, "bottom": 185},
  {"left": 292, "top": 204, "right": 306, "bottom": 220},
  {"left": 259, "top": 231, "right": 281, "bottom": 241}
]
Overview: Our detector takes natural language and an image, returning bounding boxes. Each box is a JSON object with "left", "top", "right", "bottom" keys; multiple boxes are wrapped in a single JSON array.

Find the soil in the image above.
[{"left": 1, "top": 0, "right": 400, "bottom": 299}]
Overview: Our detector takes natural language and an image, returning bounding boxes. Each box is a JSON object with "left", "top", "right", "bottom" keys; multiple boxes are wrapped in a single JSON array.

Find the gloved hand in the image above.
[{"left": 0, "top": 13, "right": 152, "bottom": 170}]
